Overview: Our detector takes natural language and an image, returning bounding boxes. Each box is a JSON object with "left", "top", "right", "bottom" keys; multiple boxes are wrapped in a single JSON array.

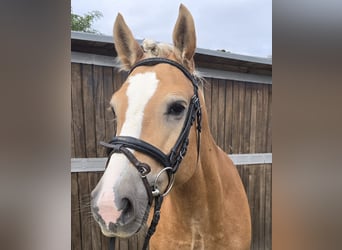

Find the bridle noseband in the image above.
[{"left": 100, "top": 57, "right": 202, "bottom": 250}]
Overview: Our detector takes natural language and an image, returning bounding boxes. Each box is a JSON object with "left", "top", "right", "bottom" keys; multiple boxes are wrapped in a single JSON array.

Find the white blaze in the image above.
[
  {"left": 96, "top": 72, "right": 159, "bottom": 226},
  {"left": 121, "top": 72, "right": 159, "bottom": 137}
]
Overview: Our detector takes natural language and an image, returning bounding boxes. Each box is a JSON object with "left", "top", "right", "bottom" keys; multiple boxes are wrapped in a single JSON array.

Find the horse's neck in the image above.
[{"left": 168, "top": 131, "right": 226, "bottom": 225}]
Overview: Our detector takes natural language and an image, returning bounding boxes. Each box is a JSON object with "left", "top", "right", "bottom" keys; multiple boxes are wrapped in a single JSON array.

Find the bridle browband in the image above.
[{"left": 100, "top": 57, "right": 202, "bottom": 250}]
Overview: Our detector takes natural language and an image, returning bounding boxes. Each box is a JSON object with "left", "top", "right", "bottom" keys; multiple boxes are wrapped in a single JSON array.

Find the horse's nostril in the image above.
[
  {"left": 118, "top": 198, "right": 134, "bottom": 225},
  {"left": 122, "top": 198, "right": 132, "bottom": 213}
]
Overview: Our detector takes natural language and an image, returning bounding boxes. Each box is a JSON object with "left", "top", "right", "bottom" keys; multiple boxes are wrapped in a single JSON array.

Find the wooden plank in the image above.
[
  {"left": 245, "top": 166, "right": 254, "bottom": 249},
  {"left": 203, "top": 77, "right": 212, "bottom": 131},
  {"left": 88, "top": 172, "right": 103, "bottom": 250},
  {"left": 258, "top": 165, "right": 266, "bottom": 249},
  {"left": 217, "top": 79, "right": 226, "bottom": 149},
  {"left": 114, "top": 69, "right": 126, "bottom": 92},
  {"left": 71, "top": 173, "right": 82, "bottom": 250},
  {"left": 264, "top": 165, "right": 272, "bottom": 250},
  {"left": 93, "top": 65, "right": 106, "bottom": 157},
  {"left": 71, "top": 132, "right": 76, "bottom": 158},
  {"left": 249, "top": 85, "right": 257, "bottom": 153},
  {"left": 255, "top": 85, "right": 264, "bottom": 153},
  {"left": 224, "top": 80, "right": 233, "bottom": 153},
  {"left": 231, "top": 81, "right": 241, "bottom": 153},
  {"left": 77, "top": 172, "right": 93, "bottom": 250},
  {"left": 128, "top": 235, "right": 139, "bottom": 250},
  {"left": 113, "top": 69, "right": 121, "bottom": 92},
  {"left": 210, "top": 78, "right": 219, "bottom": 142},
  {"left": 71, "top": 64, "right": 78, "bottom": 158},
  {"left": 260, "top": 85, "right": 269, "bottom": 153},
  {"left": 249, "top": 167, "right": 260, "bottom": 249},
  {"left": 71, "top": 63, "right": 86, "bottom": 158},
  {"left": 71, "top": 111, "right": 76, "bottom": 158},
  {"left": 266, "top": 86, "right": 272, "bottom": 152},
  {"left": 82, "top": 64, "right": 97, "bottom": 158},
  {"left": 118, "top": 238, "right": 129, "bottom": 250},
  {"left": 238, "top": 82, "right": 246, "bottom": 153},
  {"left": 243, "top": 83, "right": 252, "bottom": 153},
  {"left": 101, "top": 233, "right": 110, "bottom": 250},
  {"left": 137, "top": 226, "right": 147, "bottom": 250}
]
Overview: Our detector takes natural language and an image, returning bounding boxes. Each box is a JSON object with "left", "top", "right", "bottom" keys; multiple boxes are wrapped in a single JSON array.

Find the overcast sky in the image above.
[{"left": 72, "top": 0, "right": 272, "bottom": 58}]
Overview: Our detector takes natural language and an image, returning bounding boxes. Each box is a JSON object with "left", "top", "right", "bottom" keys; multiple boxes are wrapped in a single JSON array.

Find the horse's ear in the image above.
[
  {"left": 172, "top": 4, "right": 196, "bottom": 71},
  {"left": 113, "top": 13, "right": 144, "bottom": 70}
]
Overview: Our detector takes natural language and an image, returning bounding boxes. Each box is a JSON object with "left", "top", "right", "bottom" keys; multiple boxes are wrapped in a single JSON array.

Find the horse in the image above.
[{"left": 90, "top": 4, "right": 251, "bottom": 250}]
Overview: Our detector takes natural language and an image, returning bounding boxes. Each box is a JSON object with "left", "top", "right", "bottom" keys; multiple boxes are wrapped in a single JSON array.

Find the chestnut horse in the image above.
[{"left": 91, "top": 4, "right": 251, "bottom": 250}]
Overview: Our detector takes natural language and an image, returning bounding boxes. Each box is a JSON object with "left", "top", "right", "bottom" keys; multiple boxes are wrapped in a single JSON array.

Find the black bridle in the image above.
[{"left": 100, "top": 57, "right": 202, "bottom": 250}]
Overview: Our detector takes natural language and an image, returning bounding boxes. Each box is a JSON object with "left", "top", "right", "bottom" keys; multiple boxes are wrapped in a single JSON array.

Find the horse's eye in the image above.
[{"left": 167, "top": 102, "right": 185, "bottom": 116}]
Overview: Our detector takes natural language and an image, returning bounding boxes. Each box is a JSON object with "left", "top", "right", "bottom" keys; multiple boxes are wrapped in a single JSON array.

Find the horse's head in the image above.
[{"left": 91, "top": 4, "right": 201, "bottom": 238}]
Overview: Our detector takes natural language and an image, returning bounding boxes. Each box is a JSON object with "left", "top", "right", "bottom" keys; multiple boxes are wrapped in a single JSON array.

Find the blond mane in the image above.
[
  {"left": 142, "top": 39, "right": 174, "bottom": 58},
  {"left": 115, "top": 39, "right": 173, "bottom": 71}
]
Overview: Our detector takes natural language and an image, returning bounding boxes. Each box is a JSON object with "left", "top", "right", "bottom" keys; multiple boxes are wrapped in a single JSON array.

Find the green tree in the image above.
[{"left": 71, "top": 9, "right": 103, "bottom": 34}]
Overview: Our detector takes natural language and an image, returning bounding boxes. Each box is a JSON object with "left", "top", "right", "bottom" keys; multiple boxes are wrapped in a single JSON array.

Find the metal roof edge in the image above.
[
  {"left": 195, "top": 47, "right": 272, "bottom": 65},
  {"left": 71, "top": 31, "right": 272, "bottom": 65},
  {"left": 71, "top": 51, "right": 272, "bottom": 84},
  {"left": 71, "top": 31, "right": 114, "bottom": 43}
]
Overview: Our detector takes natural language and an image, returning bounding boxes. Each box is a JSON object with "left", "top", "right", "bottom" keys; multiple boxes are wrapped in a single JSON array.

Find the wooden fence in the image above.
[
  {"left": 71, "top": 49, "right": 272, "bottom": 249},
  {"left": 72, "top": 164, "right": 271, "bottom": 250},
  {"left": 71, "top": 64, "right": 271, "bottom": 158}
]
